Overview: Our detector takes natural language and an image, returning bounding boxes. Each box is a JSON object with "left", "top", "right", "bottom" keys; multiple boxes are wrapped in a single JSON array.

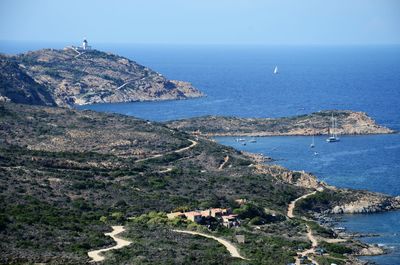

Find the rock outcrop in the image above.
[
  {"left": 165, "top": 110, "right": 394, "bottom": 136},
  {"left": 1, "top": 48, "right": 204, "bottom": 107},
  {"left": 254, "top": 164, "right": 327, "bottom": 190},
  {"left": 331, "top": 193, "right": 400, "bottom": 214}
]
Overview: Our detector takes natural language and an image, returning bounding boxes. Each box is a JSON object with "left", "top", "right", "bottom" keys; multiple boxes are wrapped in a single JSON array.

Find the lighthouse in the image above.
[{"left": 82, "top": 39, "right": 91, "bottom": 50}]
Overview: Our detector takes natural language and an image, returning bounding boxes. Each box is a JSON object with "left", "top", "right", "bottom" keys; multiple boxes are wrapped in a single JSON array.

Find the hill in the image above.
[
  {"left": 165, "top": 110, "right": 394, "bottom": 136},
  {"left": 1, "top": 48, "right": 203, "bottom": 107},
  {"left": 0, "top": 103, "right": 398, "bottom": 264},
  {"left": 0, "top": 55, "right": 56, "bottom": 106}
]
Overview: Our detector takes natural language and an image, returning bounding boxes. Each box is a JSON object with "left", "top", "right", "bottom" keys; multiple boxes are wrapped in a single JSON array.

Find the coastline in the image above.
[{"left": 216, "top": 135, "right": 400, "bottom": 264}]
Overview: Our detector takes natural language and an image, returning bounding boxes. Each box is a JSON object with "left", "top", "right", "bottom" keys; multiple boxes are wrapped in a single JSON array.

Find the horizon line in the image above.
[{"left": 1, "top": 39, "right": 400, "bottom": 47}]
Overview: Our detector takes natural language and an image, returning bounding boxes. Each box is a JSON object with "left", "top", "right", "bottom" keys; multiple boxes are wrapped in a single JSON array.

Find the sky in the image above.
[{"left": 0, "top": 0, "right": 399, "bottom": 45}]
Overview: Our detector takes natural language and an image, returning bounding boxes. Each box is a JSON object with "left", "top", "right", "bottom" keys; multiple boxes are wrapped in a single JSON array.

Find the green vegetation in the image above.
[
  {"left": 0, "top": 103, "right": 376, "bottom": 264},
  {"left": 295, "top": 190, "right": 344, "bottom": 215},
  {"left": 0, "top": 103, "right": 308, "bottom": 264}
]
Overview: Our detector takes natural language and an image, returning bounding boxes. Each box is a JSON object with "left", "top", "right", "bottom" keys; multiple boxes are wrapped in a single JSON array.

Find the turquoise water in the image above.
[{"left": 1, "top": 42, "right": 400, "bottom": 264}]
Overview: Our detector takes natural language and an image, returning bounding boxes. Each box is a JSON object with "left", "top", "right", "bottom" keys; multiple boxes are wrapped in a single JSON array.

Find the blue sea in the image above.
[{"left": 1, "top": 42, "right": 400, "bottom": 264}]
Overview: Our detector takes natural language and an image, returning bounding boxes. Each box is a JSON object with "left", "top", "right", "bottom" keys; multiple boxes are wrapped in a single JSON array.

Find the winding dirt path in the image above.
[
  {"left": 158, "top": 167, "right": 173, "bottom": 173},
  {"left": 135, "top": 139, "right": 198, "bottom": 163},
  {"left": 218, "top": 155, "right": 230, "bottom": 170},
  {"left": 295, "top": 224, "right": 319, "bottom": 265},
  {"left": 88, "top": 226, "right": 131, "bottom": 262},
  {"left": 287, "top": 191, "right": 317, "bottom": 218},
  {"left": 287, "top": 191, "right": 320, "bottom": 265},
  {"left": 173, "top": 230, "right": 247, "bottom": 260}
]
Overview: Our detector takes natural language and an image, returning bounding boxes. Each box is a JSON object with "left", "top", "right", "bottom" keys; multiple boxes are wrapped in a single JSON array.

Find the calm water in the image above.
[
  {"left": 216, "top": 135, "right": 400, "bottom": 264},
  {"left": 1, "top": 42, "right": 400, "bottom": 264}
]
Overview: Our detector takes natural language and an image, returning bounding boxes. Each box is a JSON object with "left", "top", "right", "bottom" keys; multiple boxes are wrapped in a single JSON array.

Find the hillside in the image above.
[
  {"left": 165, "top": 110, "right": 394, "bottom": 136},
  {"left": 0, "top": 55, "right": 56, "bottom": 106},
  {"left": 1, "top": 48, "right": 203, "bottom": 107},
  {"left": 1, "top": 103, "right": 398, "bottom": 264}
]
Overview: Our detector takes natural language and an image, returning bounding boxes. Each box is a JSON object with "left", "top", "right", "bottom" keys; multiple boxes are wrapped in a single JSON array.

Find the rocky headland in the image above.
[
  {"left": 165, "top": 110, "right": 395, "bottom": 136},
  {"left": 0, "top": 48, "right": 204, "bottom": 107}
]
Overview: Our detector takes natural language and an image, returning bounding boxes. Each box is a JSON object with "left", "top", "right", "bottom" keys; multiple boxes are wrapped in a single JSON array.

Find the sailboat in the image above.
[
  {"left": 273, "top": 66, "right": 278, "bottom": 74},
  {"left": 326, "top": 114, "right": 340, "bottom": 142}
]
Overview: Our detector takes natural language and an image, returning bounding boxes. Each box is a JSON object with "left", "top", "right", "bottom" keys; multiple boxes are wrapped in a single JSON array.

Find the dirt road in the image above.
[
  {"left": 135, "top": 139, "right": 197, "bottom": 163},
  {"left": 173, "top": 230, "right": 247, "bottom": 260},
  {"left": 88, "top": 226, "right": 131, "bottom": 262},
  {"left": 287, "top": 191, "right": 317, "bottom": 218}
]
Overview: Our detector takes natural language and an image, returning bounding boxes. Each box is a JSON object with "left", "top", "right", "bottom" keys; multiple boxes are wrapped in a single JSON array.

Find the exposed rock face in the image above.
[
  {"left": 2, "top": 48, "right": 203, "bottom": 107},
  {"left": 0, "top": 55, "right": 56, "bottom": 106},
  {"left": 357, "top": 245, "right": 385, "bottom": 256},
  {"left": 254, "top": 164, "right": 326, "bottom": 190},
  {"left": 331, "top": 194, "right": 400, "bottom": 214},
  {"left": 165, "top": 110, "right": 394, "bottom": 136}
]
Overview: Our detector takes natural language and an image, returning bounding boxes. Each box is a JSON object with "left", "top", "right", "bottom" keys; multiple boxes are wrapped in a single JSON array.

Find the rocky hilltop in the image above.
[
  {"left": 165, "top": 110, "right": 394, "bottom": 136},
  {"left": 0, "top": 48, "right": 203, "bottom": 107}
]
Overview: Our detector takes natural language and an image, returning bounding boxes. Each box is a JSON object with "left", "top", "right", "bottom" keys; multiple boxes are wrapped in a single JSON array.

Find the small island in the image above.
[{"left": 165, "top": 110, "right": 394, "bottom": 136}]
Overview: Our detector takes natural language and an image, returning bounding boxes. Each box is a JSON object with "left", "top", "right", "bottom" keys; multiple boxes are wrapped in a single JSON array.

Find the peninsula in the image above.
[{"left": 0, "top": 46, "right": 204, "bottom": 107}]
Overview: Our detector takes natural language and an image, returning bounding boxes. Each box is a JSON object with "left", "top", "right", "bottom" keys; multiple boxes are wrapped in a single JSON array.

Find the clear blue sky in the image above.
[{"left": 0, "top": 0, "right": 399, "bottom": 45}]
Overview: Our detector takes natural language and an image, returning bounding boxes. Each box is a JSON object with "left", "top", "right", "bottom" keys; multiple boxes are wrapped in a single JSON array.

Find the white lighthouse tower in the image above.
[{"left": 82, "top": 39, "right": 91, "bottom": 50}]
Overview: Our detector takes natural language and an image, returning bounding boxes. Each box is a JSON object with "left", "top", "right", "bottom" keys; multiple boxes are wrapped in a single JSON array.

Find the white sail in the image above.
[
  {"left": 273, "top": 66, "right": 278, "bottom": 74},
  {"left": 326, "top": 114, "right": 340, "bottom": 142}
]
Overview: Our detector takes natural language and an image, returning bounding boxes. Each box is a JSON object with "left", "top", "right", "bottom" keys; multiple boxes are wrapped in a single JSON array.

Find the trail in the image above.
[
  {"left": 287, "top": 191, "right": 317, "bottom": 218},
  {"left": 158, "top": 167, "right": 173, "bottom": 173},
  {"left": 135, "top": 139, "right": 197, "bottom": 163},
  {"left": 173, "top": 230, "right": 247, "bottom": 260},
  {"left": 88, "top": 226, "right": 131, "bottom": 262},
  {"left": 287, "top": 191, "right": 320, "bottom": 265},
  {"left": 218, "top": 155, "right": 230, "bottom": 170},
  {"left": 295, "top": 225, "right": 319, "bottom": 265}
]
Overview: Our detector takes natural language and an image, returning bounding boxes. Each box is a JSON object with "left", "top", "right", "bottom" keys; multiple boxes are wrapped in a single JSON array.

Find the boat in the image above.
[
  {"left": 310, "top": 133, "right": 315, "bottom": 148},
  {"left": 326, "top": 114, "right": 340, "bottom": 142},
  {"left": 249, "top": 138, "right": 257, "bottom": 143},
  {"left": 238, "top": 138, "right": 246, "bottom": 142},
  {"left": 273, "top": 66, "right": 278, "bottom": 74}
]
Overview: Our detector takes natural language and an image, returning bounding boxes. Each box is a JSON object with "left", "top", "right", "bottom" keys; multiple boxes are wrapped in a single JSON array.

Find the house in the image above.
[
  {"left": 167, "top": 208, "right": 239, "bottom": 227},
  {"left": 211, "top": 208, "right": 230, "bottom": 217},
  {"left": 185, "top": 211, "right": 203, "bottom": 223},
  {"left": 222, "top": 214, "right": 239, "bottom": 228}
]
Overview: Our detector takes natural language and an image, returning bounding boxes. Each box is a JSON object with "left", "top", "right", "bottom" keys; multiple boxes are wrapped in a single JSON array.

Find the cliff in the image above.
[
  {"left": 165, "top": 110, "right": 394, "bottom": 136},
  {"left": 1, "top": 48, "right": 203, "bottom": 107}
]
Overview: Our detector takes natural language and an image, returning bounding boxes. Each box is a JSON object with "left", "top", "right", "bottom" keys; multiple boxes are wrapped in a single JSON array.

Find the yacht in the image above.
[{"left": 326, "top": 114, "right": 340, "bottom": 142}]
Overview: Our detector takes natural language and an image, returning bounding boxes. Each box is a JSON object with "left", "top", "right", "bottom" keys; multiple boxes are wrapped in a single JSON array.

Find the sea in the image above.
[{"left": 1, "top": 42, "right": 400, "bottom": 264}]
